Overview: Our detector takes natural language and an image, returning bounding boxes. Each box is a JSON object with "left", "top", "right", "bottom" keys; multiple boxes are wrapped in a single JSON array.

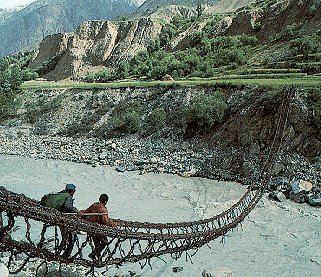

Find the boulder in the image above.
[
  {"left": 202, "top": 266, "right": 234, "bottom": 277},
  {"left": 298, "top": 180, "right": 313, "bottom": 192},
  {"left": 269, "top": 191, "right": 287, "bottom": 202},
  {"left": 289, "top": 191, "right": 306, "bottom": 203},
  {"left": 0, "top": 263, "right": 9, "bottom": 277},
  {"left": 162, "top": 74, "right": 174, "bottom": 81},
  {"left": 306, "top": 188, "right": 321, "bottom": 207}
]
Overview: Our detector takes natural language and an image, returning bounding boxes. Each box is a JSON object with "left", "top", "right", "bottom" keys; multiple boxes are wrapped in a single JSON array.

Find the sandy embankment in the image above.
[{"left": 0, "top": 155, "right": 320, "bottom": 277}]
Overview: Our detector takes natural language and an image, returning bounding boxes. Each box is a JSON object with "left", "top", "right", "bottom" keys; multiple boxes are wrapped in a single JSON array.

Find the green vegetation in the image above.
[
  {"left": 84, "top": 69, "right": 114, "bottom": 83},
  {"left": 114, "top": 34, "right": 258, "bottom": 80},
  {"left": 184, "top": 92, "right": 227, "bottom": 130},
  {"left": 290, "top": 35, "right": 321, "bottom": 61},
  {"left": 25, "top": 96, "right": 62, "bottom": 124},
  {"left": 0, "top": 52, "right": 38, "bottom": 121},
  {"left": 144, "top": 107, "right": 167, "bottom": 134},
  {"left": 124, "top": 111, "right": 141, "bottom": 133},
  {"left": 310, "top": 90, "right": 321, "bottom": 129},
  {"left": 21, "top": 75, "right": 321, "bottom": 90}
]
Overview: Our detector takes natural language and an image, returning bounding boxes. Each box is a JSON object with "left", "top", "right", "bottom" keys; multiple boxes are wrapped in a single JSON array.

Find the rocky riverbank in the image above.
[{"left": 0, "top": 125, "right": 320, "bottom": 207}]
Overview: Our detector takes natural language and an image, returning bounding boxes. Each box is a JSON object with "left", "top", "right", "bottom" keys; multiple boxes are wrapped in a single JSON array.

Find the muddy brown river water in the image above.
[{"left": 0, "top": 155, "right": 320, "bottom": 277}]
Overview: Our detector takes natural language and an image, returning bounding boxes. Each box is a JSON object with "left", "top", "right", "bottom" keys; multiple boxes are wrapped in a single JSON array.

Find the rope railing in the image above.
[{"left": 0, "top": 87, "right": 295, "bottom": 274}]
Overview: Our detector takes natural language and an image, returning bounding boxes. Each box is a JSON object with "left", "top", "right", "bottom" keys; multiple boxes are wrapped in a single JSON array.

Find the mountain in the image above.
[
  {"left": 206, "top": 0, "right": 257, "bottom": 13},
  {"left": 135, "top": 0, "right": 217, "bottom": 15},
  {"left": 0, "top": 0, "right": 140, "bottom": 57},
  {"left": 29, "top": 18, "right": 162, "bottom": 80},
  {"left": 0, "top": 8, "right": 16, "bottom": 22},
  {"left": 29, "top": 0, "right": 321, "bottom": 81}
]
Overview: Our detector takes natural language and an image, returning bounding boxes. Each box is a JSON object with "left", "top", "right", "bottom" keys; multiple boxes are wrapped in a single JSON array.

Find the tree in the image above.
[
  {"left": 290, "top": 35, "right": 321, "bottom": 61},
  {"left": 0, "top": 60, "right": 23, "bottom": 120},
  {"left": 117, "top": 61, "right": 130, "bottom": 79}
]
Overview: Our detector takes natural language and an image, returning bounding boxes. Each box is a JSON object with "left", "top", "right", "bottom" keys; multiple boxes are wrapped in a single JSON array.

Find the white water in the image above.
[{"left": 1, "top": 155, "right": 320, "bottom": 277}]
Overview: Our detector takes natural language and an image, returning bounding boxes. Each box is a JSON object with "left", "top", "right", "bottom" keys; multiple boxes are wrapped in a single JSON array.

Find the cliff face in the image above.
[
  {"left": 224, "top": 0, "right": 321, "bottom": 40},
  {"left": 0, "top": 0, "right": 138, "bottom": 57},
  {"left": 29, "top": 18, "right": 162, "bottom": 80},
  {"left": 257, "top": 0, "right": 321, "bottom": 39}
]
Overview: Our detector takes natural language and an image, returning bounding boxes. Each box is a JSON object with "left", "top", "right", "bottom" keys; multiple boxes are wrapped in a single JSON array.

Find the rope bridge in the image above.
[{"left": 0, "top": 88, "right": 295, "bottom": 274}]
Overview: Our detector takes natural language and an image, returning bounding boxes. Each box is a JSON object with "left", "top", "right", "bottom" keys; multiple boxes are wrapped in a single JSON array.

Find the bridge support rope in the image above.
[{"left": 0, "top": 87, "right": 295, "bottom": 273}]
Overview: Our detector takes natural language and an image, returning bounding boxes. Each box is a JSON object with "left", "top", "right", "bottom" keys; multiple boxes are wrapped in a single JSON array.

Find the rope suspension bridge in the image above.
[{"left": 0, "top": 88, "right": 295, "bottom": 275}]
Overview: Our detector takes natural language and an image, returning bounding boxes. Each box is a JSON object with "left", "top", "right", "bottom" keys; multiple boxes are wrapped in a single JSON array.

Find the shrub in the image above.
[
  {"left": 84, "top": 69, "right": 113, "bottom": 83},
  {"left": 94, "top": 117, "right": 125, "bottom": 138},
  {"left": 290, "top": 35, "right": 321, "bottom": 60},
  {"left": 146, "top": 107, "right": 167, "bottom": 133},
  {"left": 124, "top": 111, "right": 141, "bottom": 133},
  {"left": 184, "top": 92, "right": 227, "bottom": 129}
]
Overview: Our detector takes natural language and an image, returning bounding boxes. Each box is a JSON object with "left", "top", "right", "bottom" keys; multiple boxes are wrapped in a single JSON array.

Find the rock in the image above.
[
  {"left": 272, "top": 162, "right": 286, "bottom": 175},
  {"left": 306, "top": 188, "right": 321, "bottom": 207},
  {"left": 115, "top": 166, "right": 126, "bottom": 173},
  {"left": 269, "top": 191, "right": 286, "bottom": 202},
  {"left": 298, "top": 180, "right": 313, "bottom": 192},
  {"left": 272, "top": 176, "right": 289, "bottom": 190},
  {"left": 0, "top": 257, "right": 9, "bottom": 264},
  {"left": 150, "top": 157, "right": 158, "bottom": 164},
  {"left": 202, "top": 266, "right": 234, "bottom": 277},
  {"left": 290, "top": 180, "right": 301, "bottom": 194},
  {"left": 99, "top": 152, "right": 108, "bottom": 160},
  {"left": 307, "top": 196, "right": 321, "bottom": 207},
  {"left": 0, "top": 263, "right": 9, "bottom": 277},
  {"left": 162, "top": 74, "right": 174, "bottom": 81},
  {"left": 289, "top": 191, "right": 306, "bottom": 203},
  {"left": 172, "top": 266, "right": 183, "bottom": 273},
  {"left": 290, "top": 180, "right": 313, "bottom": 199}
]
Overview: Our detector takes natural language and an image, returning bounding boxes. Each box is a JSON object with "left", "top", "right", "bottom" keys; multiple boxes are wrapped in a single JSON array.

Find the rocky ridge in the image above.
[
  {"left": 29, "top": 18, "right": 163, "bottom": 80},
  {"left": 0, "top": 0, "right": 139, "bottom": 57}
]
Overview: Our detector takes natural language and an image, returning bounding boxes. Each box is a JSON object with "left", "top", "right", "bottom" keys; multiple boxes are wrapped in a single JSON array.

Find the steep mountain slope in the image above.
[
  {"left": 224, "top": 0, "right": 321, "bottom": 39},
  {"left": 29, "top": 18, "right": 162, "bottom": 80},
  {"left": 28, "top": 0, "right": 321, "bottom": 81},
  {"left": 0, "top": 0, "right": 139, "bottom": 57},
  {"left": 206, "top": 0, "right": 257, "bottom": 13},
  {"left": 135, "top": 0, "right": 215, "bottom": 15}
]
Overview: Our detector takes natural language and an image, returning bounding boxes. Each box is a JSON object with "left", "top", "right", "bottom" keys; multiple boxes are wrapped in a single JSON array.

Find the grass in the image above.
[
  {"left": 21, "top": 75, "right": 321, "bottom": 90},
  {"left": 296, "top": 62, "right": 321, "bottom": 66}
]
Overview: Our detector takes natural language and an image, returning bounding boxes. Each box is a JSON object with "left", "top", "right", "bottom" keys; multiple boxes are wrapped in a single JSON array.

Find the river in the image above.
[{"left": 0, "top": 155, "right": 320, "bottom": 277}]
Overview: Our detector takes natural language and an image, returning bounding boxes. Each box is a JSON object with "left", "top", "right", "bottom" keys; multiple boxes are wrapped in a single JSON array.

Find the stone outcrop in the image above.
[
  {"left": 29, "top": 18, "right": 162, "bottom": 80},
  {"left": 0, "top": 0, "right": 139, "bottom": 57},
  {"left": 224, "top": 0, "right": 321, "bottom": 40}
]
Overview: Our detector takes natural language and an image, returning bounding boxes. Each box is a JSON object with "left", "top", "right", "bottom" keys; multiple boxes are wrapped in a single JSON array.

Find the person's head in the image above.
[
  {"left": 99, "top": 194, "right": 109, "bottom": 204},
  {"left": 65, "top": 183, "right": 76, "bottom": 195}
]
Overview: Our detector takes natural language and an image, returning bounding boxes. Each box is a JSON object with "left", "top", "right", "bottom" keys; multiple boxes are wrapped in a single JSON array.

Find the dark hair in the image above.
[
  {"left": 99, "top": 194, "right": 109, "bottom": 203},
  {"left": 65, "top": 184, "right": 76, "bottom": 194}
]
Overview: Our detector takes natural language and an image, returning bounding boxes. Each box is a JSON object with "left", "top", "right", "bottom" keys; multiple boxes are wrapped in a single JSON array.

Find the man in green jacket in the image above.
[{"left": 41, "top": 183, "right": 79, "bottom": 257}]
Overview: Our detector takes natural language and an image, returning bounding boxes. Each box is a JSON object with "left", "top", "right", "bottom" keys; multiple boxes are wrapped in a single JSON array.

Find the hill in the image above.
[{"left": 0, "top": 0, "right": 139, "bottom": 57}]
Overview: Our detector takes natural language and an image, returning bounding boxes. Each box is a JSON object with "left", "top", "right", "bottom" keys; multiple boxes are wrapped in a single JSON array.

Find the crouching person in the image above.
[
  {"left": 40, "top": 183, "right": 79, "bottom": 257},
  {"left": 81, "top": 194, "right": 117, "bottom": 260}
]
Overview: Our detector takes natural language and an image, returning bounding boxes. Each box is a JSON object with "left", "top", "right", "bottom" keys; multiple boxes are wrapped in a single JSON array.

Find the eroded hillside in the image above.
[
  {"left": 28, "top": 0, "right": 321, "bottom": 81},
  {"left": 1, "top": 85, "right": 320, "bottom": 186}
]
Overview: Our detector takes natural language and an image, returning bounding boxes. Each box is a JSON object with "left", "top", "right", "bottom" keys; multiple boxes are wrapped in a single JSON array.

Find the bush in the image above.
[
  {"left": 94, "top": 117, "right": 125, "bottom": 138},
  {"left": 124, "top": 111, "right": 141, "bottom": 133},
  {"left": 290, "top": 35, "right": 321, "bottom": 60},
  {"left": 0, "top": 61, "right": 23, "bottom": 120},
  {"left": 184, "top": 92, "right": 227, "bottom": 129},
  {"left": 84, "top": 69, "right": 113, "bottom": 83},
  {"left": 146, "top": 107, "right": 167, "bottom": 133}
]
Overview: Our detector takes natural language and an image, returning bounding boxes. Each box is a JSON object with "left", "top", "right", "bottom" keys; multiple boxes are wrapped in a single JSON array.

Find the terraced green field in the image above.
[{"left": 21, "top": 75, "right": 321, "bottom": 90}]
